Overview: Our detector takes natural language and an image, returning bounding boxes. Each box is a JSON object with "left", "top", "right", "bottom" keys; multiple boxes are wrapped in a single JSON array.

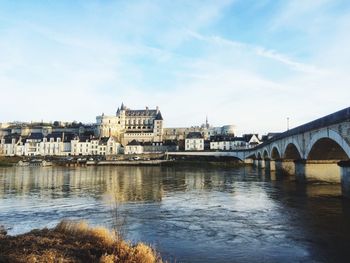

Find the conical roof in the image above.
[{"left": 155, "top": 112, "right": 163, "bottom": 120}]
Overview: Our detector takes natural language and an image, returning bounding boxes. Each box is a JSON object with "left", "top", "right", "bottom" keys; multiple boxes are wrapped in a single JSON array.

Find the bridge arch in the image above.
[
  {"left": 257, "top": 151, "right": 262, "bottom": 159},
  {"left": 263, "top": 148, "right": 270, "bottom": 159},
  {"left": 283, "top": 143, "right": 302, "bottom": 160},
  {"left": 270, "top": 144, "right": 281, "bottom": 160},
  {"left": 270, "top": 143, "right": 281, "bottom": 160},
  {"left": 306, "top": 129, "right": 350, "bottom": 160},
  {"left": 282, "top": 138, "right": 303, "bottom": 160}
]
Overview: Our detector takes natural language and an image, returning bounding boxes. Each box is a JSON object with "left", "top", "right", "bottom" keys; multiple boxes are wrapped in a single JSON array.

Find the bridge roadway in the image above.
[{"left": 168, "top": 107, "right": 350, "bottom": 197}]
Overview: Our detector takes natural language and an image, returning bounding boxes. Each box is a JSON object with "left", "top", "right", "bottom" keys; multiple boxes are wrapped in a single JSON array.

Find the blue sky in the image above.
[{"left": 0, "top": 0, "right": 349, "bottom": 135}]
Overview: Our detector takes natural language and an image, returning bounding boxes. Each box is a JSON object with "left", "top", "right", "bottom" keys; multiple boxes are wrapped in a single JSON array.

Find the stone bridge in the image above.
[
  {"left": 243, "top": 107, "right": 350, "bottom": 197},
  {"left": 246, "top": 107, "right": 350, "bottom": 161},
  {"left": 169, "top": 107, "right": 350, "bottom": 197}
]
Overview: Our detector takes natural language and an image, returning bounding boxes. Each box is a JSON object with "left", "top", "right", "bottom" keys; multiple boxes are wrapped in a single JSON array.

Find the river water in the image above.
[{"left": 1, "top": 165, "right": 350, "bottom": 262}]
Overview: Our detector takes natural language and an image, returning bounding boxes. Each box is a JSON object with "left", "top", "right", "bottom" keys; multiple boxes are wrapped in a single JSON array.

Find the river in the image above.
[{"left": 1, "top": 165, "right": 350, "bottom": 262}]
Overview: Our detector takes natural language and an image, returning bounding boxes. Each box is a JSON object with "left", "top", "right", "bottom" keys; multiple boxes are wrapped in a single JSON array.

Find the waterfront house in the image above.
[
  {"left": 185, "top": 132, "right": 204, "bottom": 151},
  {"left": 124, "top": 140, "right": 143, "bottom": 155}
]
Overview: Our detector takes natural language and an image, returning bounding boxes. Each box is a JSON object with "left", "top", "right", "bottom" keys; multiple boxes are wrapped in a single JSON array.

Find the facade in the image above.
[
  {"left": 96, "top": 103, "right": 164, "bottom": 145},
  {"left": 210, "top": 135, "right": 245, "bottom": 151},
  {"left": 185, "top": 132, "right": 204, "bottom": 151},
  {"left": 124, "top": 140, "right": 179, "bottom": 155},
  {"left": 0, "top": 132, "right": 120, "bottom": 157},
  {"left": 210, "top": 134, "right": 261, "bottom": 151},
  {"left": 143, "top": 141, "right": 179, "bottom": 153},
  {"left": 70, "top": 136, "right": 121, "bottom": 156},
  {"left": 124, "top": 140, "right": 143, "bottom": 155},
  {"left": 0, "top": 134, "right": 23, "bottom": 156}
]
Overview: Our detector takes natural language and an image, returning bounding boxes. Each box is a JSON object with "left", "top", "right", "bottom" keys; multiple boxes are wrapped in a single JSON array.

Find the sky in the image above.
[{"left": 0, "top": 0, "right": 349, "bottom": 135}]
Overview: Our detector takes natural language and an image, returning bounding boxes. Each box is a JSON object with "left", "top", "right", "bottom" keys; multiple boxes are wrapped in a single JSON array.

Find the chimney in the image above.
[{"left": 156, "top": 106, "right": 159, "bottom": 113}]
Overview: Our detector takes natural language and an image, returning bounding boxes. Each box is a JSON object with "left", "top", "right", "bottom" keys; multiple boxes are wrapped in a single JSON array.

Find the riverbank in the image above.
[
  {"left": 0, "top": 220, "right": 162, "bottom": 263},
  {"left": 0, "top": 156, "right": 21, "bottom": 167},
  {"left": 167, "top": 155, "right": 246, "bottom": 168},
  {"left": 0, "top": 155, "right": 246, "bottom": 168}
]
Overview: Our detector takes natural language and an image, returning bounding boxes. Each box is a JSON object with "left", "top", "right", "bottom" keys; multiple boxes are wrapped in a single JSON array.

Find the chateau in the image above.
[{"left": 96, "top": 103, "right": 163, "bottom": 145}]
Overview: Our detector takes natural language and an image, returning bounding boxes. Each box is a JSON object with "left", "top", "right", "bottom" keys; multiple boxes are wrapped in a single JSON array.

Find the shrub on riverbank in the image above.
[{"left": 0, "top": 220, "right": 162, "bottom": 263}]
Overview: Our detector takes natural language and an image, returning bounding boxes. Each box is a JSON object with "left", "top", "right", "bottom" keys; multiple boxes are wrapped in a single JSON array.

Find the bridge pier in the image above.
[
  {"left": 294, "top": 159, "right": 307, "bottom": 181},
  {"left": 293, "top": 160, "right": 341, "bottom": 183},
  {"left": 269, "top": 160, "right": 276, "bottom": 171},
  {"left": 274, "top": 159, "right": 295, "bottom": 175},
  {"left": 264, "top": 159, "right": 271, "bottom": 171},
  {"left": 338, "top": 161, "right": 350, "bottom": 198},
  {"left": 258, "top": 159, "right": 265, "bottom": 169}
]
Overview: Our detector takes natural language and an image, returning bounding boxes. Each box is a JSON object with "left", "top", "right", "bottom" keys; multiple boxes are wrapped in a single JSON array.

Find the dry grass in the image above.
[{"left": 0, "top": 220, "right": 163, "bottom": 263}]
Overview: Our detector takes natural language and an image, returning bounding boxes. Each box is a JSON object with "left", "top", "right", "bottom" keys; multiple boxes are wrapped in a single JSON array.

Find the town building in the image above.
[
  {"left": 209, "top": 134, "right": 261, "bottom": 151},
  {"left": 124, "top": 140, "right": 143, "bottom": 155},
  {"left": 185, "top": 132, "right": 204, "bottom": 151}
]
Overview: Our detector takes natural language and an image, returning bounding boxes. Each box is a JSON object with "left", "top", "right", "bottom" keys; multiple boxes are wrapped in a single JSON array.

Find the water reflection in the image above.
[
  {"left": 0, "top": 166, "right": 350, "bottom": 263},
  {"left": 0, "top": 166, "right": 164, "bottom": 202}
]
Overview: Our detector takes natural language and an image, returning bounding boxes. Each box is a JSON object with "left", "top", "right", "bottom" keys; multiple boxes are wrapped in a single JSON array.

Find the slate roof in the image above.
[
  {"left": 155, "top": 112, "right": 163, "bottom": 120},
  {"left": 99, "top": 137, "right": 109, "bottom": 145},
  {"left": 28, "top": 133, "right": 44, "bottom": 140},
  {"left": 120, "top": 103, "right": 126, "bottom": 110},
  {"left": 3, "top": 133, "right": 21, "bottom": 144},
  {"left": 125, "top": 109, "right": 158, "bottom": 117},
  {"left": 62, "top": 133, "right": 76, "bottom": 143},
  {"left": 47, "top": 132, "right": 63, "bottom": 139},
  {"left": 127, "top": 140, "right": 141, "bottom": 146},
  {"left": 210, "top": 135, "right": 238, "bottom": 142},
  {"left": 46, "top": 132, "right": 76, "bottom": 142},
  {"left": 77, "top": 136, "right": 91, "bottom": 142},
  {"left": 186, "top": 132, "right": 204, "bottom": 139},
  {"left": 242, "top": 134, "right": 259, "bottom": 142},
  {"left": 119, "top": 103, "right": 162, "bottom": 117}
]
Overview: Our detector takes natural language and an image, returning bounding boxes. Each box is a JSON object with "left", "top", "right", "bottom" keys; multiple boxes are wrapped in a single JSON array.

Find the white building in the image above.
[
  {"left": 124, "top": 140, "right": 143, "bottom": 155},
  {"left": 0, "top": 135, "right": 23, "bottom": 156},
  {"left": 70, "top": 136, "right": 121, "bottom": 156},
  {"left": 210, "top": 134, "right": 261, "bottom": 151},
  {"left": 185, "top": 132, "right": 204, "bottom": 151},
  {"left": 0, "top": 132, "right": 122, "bottom": 157}
]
